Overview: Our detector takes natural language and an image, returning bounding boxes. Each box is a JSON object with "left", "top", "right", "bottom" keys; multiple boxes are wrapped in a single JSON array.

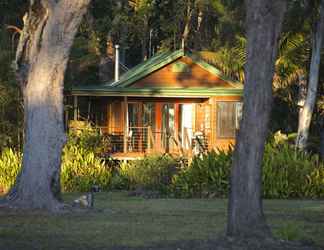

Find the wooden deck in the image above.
[
  {"left": 110, "top": 152, "right": 145, "bottom": 161},
  {"left": 109, "top": 151, "right": 184, "bottom": 161}
]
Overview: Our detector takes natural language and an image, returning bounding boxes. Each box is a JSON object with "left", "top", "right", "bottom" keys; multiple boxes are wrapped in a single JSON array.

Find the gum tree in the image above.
[
  {"left": 227, "top": 0, "right": 287, "bottom": 237},
  {"left": 2, "top": 0, "right": 91, "bottom": 211}
]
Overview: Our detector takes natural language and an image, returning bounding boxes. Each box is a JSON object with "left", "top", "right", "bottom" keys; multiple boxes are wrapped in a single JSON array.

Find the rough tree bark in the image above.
[
  {"left": 140, "top": 14, "right": 149, "bottom": 61},
  {"left": 297, "top": 72, "right": 307, "bottom": 118},
  {"left": 296, "top": 0, "right": 324, "bottom": 150},
  {"left": 3, "top": 0, "right": 91, "bottom": 211},
  {"left": 320, "top": 116, "right": 324, "bottom": 160},
  {"left": 227, "top": 0, "right": 286, "bottom": 238},
  {"left": 194, "top": 7, "right": 203, "bottom": 50},
  {"left": 181, "top": 1, "right": 194, "bottom": 49}
]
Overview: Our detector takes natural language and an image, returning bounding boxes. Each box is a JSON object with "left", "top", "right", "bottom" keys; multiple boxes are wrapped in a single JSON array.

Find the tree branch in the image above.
[{"left": 6, "top": 25, "right": 22, "bottom": 34}]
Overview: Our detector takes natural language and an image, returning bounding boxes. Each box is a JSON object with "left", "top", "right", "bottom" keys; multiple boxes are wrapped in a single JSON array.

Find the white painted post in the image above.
[
  {"left": 115, "top": 44, "right": 120, "bottom": 82},
  {"left": 73, "top": 95, "right": 78, "bottom": 120}
]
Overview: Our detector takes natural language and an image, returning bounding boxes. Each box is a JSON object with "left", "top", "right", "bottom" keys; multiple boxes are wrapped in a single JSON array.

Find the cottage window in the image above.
[{"left": 216, "top": 102, "right": 242, "bottom": 138}]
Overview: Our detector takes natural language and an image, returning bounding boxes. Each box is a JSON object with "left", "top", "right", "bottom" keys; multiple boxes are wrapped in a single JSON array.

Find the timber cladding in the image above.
[
  {"left": 68, "top": 49, "right": 244, "bottom": 156},
  {"left": 133, "top": 57, "right": 232, "bottom": 88},
  {"left": 103, "top": 95, "right": 242, "bottom": 153}
]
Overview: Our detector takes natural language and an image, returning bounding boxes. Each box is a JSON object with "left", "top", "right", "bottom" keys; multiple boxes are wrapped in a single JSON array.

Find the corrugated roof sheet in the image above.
[{"left": 70, "top": 49, "right": 243, "bottom": 97}]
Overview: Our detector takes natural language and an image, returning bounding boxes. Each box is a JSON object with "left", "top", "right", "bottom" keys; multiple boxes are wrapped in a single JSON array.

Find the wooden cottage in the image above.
[{"left": 67, "top": 49, "right": 243, "bottom": 159}]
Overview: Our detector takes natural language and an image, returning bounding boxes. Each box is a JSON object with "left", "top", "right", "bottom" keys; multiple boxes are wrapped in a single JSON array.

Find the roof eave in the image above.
[{"left": 70, "top": 87, "right": 243, "bottom": 98}]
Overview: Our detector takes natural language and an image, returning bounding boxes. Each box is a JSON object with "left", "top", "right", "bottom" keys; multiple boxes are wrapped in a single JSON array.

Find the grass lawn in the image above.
[{"left": 0, "top": 192, "right": 323, "bottom": 250}]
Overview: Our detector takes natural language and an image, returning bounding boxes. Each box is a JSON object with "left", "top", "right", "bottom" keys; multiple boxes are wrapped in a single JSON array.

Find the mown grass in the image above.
[{"left": 0, "top": 192, "right": 323, "bottom": 250}]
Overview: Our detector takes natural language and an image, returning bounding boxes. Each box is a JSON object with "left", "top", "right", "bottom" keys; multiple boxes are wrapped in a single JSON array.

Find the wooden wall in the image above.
[
  {"left": 107, "top": 98, "right": 124, "bottom": 134},
  {"left": 103, "top": 95, "right": 242, "bottom": 153},
  {"left": 133, "top": 57, "right": 232, "bottom": 88}
]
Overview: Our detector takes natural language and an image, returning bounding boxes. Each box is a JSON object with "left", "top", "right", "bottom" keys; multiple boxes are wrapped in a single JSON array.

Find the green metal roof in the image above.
[
  {"left": 109, "top": 49, "right": 185, "bottom": 87},
  {"left": 69, "top": 49, "right": 243, "bottom": 98},
  {"left": 71, "top": 86, "right": 243, "bottom": 98}
]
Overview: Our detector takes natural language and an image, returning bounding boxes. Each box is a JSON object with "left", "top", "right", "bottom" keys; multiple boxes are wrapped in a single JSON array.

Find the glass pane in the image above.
[
  {"left": 217, "top": 102, "right": 236, "bottom": 138},
  {"left": 143, "top": 103, "right": 155, "bottom": 129},
  {"left": 143, "top": 103, "right": 155, "bottom": 150},
  {"left": 236, "top": 102, "right": 243, "bottom": 129},
  {"left": 128, "top": 103, "right": 140, "bottom": 127},
  {"left": 161, "top": 104, "right": 175, "bottom": 150}
]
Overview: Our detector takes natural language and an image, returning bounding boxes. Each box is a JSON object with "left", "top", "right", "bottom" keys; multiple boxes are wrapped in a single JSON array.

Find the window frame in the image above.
[{"left": 216, "top": 101, "right": 242, "bottom": 139}]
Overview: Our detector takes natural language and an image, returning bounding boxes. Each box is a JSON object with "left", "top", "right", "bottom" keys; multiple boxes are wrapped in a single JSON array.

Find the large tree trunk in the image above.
[
  {"left": 227, "top": 0, "right": 286, "bottom": 238},
  {"left": 296, "top": 0, "right": 324, "bottom": 150},
  {"left": 3, "top": 0, "right": 90, "bottom": 211},
  {"left": 297, "top": 72, "right": 307, "bottom": 118}
]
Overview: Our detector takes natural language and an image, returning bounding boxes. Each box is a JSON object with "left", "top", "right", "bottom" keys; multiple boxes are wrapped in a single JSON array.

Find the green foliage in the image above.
[
  {"left": 172, "top": 150, "right": 232, "bottom": 198},
  {"left": 171, "top": 133, "right": 324, "bottom": 199},
  {"left": 0, "top": 148, "right": 21, "bottom": 193},
  {"left": 262, "top": 134, "right": 324, "bottom": 199},
  {"left": 276, "top": 222, "right": 303, "bottom": 241},
  {"left": 67, "top": 122, "right": 111, "bottom": 156},
  {"left": 61, "top": 125, "right": 112, "bottom": 192},
  {"left": 0, "top": 29, "right": 23, "bottom": 151},
  {"left": 61, "top": 145, "right": 111, "bottom": 192},
  {"left": 0, "top": 127, "right": 113, "bottom": 194},
  {"left": 116, "top": 154, "right": 179, "bottom": 194},
  {"left": 1, "top": 129, "right": 323, "bottom": 198}
]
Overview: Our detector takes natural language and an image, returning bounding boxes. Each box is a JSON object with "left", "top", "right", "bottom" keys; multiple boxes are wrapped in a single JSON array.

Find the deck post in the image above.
[
  {"left": 123, "top": 96, "right": 129, "bottom": 153},
  {"left": 184, "top": 127, "right": 192, "bottom": 158},
  {"left": 147, "top": 126, "right": 151, "bottom": 153},
  {"left": 147, "top": 126, "right": 155, "bottom": 153},
  {"left": 73, "top": 95, "right": 78, "bottom": 121}
]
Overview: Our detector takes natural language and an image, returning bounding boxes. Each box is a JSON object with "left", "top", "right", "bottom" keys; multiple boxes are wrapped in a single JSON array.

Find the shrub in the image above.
[
  {"left": 117, "top": 154, "right": 179, "bottom": 194},
  {"left": 171, "top": 150, "right": 232, "bottom": 198},
  {"left": 0, "top": 126, "right": 113, "bottom": 194},
  {"left": 61, "top": 145, "right": 112, "bottom": 192},
  {"left": 262, "top": 139, "right": 324, "bottom": 199},
  {"left": 0, "top": 148, "right": 21, "bottom": 193},
  {"left": 68, "top": 121, "right": 111, "bottom": 157},
  {"left": 60, "top": 124, "right": 113, "bottom": 192},
  {"left": 1, "top": 129, "right": 323, "bottom": 198}
]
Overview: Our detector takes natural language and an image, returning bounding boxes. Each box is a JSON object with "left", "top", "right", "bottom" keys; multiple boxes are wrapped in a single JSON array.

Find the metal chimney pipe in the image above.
[{"left": 115, "top": 44, "right": 120, "bottom": 82}]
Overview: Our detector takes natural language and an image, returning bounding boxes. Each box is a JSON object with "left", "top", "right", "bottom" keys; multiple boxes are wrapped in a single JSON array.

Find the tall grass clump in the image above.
[
  {"left": 263, "top": 132, "right": 324, "bottom": 199},
  {"left": 117, "top": 154, "right": 179, "bottom": 194},
  {"left": 0, "top": 148, "right": 21, "bottom": 193},
  {"left": 60, "top": 126, "right": 112, "bottom": 192},
  {"left": 171, "top": 150, "right": 232, "bottom": 198},
  {"left": 61, "top": 145, "right": 111, "bottom": 192},
  {"left": 68, "top": 121, "right": 111, "bottom": 156}
]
